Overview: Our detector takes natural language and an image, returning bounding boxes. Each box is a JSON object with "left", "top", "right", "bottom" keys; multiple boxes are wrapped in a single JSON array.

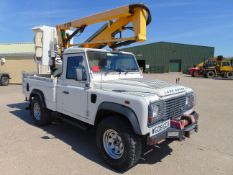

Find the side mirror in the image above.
[{"left": 76, "top": 67, "right": 83, "bottom": 81}]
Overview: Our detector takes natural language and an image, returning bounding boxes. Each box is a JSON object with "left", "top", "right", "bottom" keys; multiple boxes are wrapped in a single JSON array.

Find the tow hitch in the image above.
[{"left": 168, "top": 112, "right": 198, "bottom": 140}]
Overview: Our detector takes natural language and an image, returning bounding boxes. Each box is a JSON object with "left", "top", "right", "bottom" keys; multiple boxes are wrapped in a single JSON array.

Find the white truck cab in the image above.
[{"left": 23, "top": 47, "right": 198, "bottom": 171}]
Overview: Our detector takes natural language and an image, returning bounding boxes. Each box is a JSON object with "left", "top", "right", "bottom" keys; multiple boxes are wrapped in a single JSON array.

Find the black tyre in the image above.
[
  {"left": 0, "top": 76, "right": 9, "bottom": 86},
  {"left": 31, "top": 96, "right": 51, "bottom": 126},
  {"left": 206, "top": 71, "right": 215, "bottom": 78},
  {"left": 96, "top": 117, "right": 142, "bottom": 171},
  {"left": 192, "top": 71, "right": 199, "bottom": 77},
  {"left": 226, "top": 72, "right": 233, "bottom": 78}
]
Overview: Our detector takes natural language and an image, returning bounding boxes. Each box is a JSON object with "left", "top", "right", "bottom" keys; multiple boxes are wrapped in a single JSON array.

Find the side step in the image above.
[{"left": 55, "top": 113, "right": 90, "bottom": 130}]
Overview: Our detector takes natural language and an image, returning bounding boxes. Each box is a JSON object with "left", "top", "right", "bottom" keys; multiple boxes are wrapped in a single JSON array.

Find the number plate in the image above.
[
  {"left": 167, "top": 131, "right": 179, "bottom": 137},
  {"left": 150, "top": 119, "right": 170, "bottom": 136}
]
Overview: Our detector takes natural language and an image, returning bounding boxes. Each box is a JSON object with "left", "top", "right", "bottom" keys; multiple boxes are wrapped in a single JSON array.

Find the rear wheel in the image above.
[
  {"left": 96, "top": 117, "right": 142, "bottom": 171},
  {"left": 206, "top": 71, "right": 215, "bottom": 78},
  {"left": 31, "top": 97, "right": 51, "bottom": 126},
  {"left": 192, "top": 71, "right": 199, "bottom": 77},
  {"left": 0, "top": 76, "right": 9, "bottom": 86},
  {"left": 226, "top": 72, "right": 233, "bottom": 78}
]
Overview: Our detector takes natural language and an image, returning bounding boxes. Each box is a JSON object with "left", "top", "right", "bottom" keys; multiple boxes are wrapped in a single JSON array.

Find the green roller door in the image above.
[{"left": 169, "top": 60, "right": 181, "bottom": 72}]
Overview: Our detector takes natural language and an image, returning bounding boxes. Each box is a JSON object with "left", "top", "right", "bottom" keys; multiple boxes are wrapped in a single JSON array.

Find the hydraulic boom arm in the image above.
[{"left": 56, "top": 4, "right": 151, "bottom": 51}]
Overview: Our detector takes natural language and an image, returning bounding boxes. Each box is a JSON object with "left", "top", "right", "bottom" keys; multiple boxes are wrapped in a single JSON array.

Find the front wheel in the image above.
[{"left": 96, "top": 117, "right": 142, "bottom": 171}]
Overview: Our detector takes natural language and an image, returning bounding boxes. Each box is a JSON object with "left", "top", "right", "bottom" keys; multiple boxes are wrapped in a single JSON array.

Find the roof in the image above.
[
  {"left": 157, "top": 41, "right": 214, "bottom": 49},
  {"left": 0, "top": 43, "right": 35, "bottom": 57},
  {"left": 64, "top": 47, "right": 132, "bottom": 55},
  {"left": 64, "top": 47, "right": 114, "bottom": 53},
  {"left": 122, "top": 41, "right": 214, "bottom": 50}
]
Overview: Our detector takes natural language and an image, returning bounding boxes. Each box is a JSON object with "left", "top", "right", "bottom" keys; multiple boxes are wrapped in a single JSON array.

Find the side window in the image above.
[
  {"left": 222, "top": 62, "right": 230, "bottom": 67},
  {"left": 66, "top": 56, "right": 85, "bottom": 80}
]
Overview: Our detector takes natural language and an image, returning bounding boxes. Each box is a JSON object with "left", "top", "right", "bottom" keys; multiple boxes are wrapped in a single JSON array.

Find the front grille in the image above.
[
  {"left": 164, "top": 95, "right": 186, "bottom": 119},
  {"left": 149, "top": 95, "right": 187, "bottom": 126}
]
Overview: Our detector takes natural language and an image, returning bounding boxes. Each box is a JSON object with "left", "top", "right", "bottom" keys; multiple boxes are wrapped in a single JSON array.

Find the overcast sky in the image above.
[{"left": 0, "top": 0, "right": 232, "bottom": 56}]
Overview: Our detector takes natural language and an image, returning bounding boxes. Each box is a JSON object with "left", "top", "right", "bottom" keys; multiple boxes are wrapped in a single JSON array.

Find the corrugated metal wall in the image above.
[{"left": 122, "top": 42, "right": 214, "bottom": 73}]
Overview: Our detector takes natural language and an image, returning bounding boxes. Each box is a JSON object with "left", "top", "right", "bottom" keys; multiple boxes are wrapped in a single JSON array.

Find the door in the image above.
[
  {"left": 169, "top": 60, "right": 181, "bottom": 72},
  {"left": 57, "top": 53, "right": 89, "bottom": 119},
  {"left": 137, "top": 60, "right": 146, "bottom": 72}
]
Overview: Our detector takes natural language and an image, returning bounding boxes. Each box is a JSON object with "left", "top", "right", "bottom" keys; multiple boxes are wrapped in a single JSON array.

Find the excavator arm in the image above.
[{"left": 56, "top": 4, "right": 151, "bottom": 51}]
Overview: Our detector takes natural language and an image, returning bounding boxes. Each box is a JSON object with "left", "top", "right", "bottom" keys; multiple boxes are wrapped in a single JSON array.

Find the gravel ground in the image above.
[{"left": 0, "top": 73, "right": 233, "bottom": 175}]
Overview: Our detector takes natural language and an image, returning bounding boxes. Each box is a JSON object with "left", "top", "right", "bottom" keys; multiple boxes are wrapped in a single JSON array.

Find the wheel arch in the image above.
[
  {"left": 0, "top": 73, "right": 10, "bottom": 79},
  {"left": 29, "top": 89, "right": 47, "bottom": 108},
  {"left": 95, "top": 102, "right": 142, "bottom": 135}
]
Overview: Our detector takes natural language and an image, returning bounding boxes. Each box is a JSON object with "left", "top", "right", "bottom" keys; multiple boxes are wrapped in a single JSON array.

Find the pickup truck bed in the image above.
[{"left": 23, "top": 74, "right": 57, "bottom": 111}]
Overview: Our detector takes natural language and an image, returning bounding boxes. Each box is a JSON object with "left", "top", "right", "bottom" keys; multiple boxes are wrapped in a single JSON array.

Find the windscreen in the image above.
[{"left": 87, "top": 51, "right": 139, "bottom": 73}]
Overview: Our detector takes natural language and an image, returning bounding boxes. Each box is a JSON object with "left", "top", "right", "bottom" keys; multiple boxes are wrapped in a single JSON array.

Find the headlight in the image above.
[
  {"left": 185, "top": 92, "right": 196, "bottom": 110},
  {"left": 148, "top": 103, "right": 160, "bottom": 124}
]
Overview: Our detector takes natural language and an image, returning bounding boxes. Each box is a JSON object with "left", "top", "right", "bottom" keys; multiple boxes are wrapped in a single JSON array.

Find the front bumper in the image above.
[{"left": 147, "top": 111, "right": 199, "bottom": 145}]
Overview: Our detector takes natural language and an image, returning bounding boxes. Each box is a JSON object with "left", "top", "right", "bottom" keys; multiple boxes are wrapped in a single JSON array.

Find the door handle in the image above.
[{"left": 63, "top": 91, "right": 70, "bottom": 94}]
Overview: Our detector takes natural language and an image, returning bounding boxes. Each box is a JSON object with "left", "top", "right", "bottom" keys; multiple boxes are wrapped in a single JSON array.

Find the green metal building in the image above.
[{"left": 121, "top": 42, "right": 214, "bottom": 73}]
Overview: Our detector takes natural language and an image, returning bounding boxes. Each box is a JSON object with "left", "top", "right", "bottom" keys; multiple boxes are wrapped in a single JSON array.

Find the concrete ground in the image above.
[{"left": 0, "top": 73, "right": 233, "bottom": 175}]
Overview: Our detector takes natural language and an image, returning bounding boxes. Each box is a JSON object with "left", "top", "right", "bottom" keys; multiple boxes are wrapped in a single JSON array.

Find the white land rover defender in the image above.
[{"left": 23, "top": 48, "right": 198, "bottom": 171}]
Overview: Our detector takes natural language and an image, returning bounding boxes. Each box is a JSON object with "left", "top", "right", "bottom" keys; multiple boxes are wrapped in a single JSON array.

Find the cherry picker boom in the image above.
[
  {"left": 32, "top": 4, "right": 151, "bottom": 74},
  {"left": 56, "top": 4, "right": 151, "bottom": 51}
]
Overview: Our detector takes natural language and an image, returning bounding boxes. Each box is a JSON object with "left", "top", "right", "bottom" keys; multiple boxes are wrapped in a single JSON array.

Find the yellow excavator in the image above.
[{"left": 189, "top": 56, "right": 233, "bottom": 78}]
